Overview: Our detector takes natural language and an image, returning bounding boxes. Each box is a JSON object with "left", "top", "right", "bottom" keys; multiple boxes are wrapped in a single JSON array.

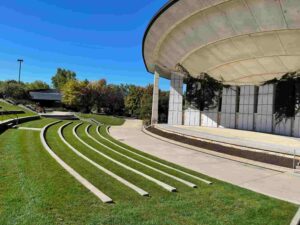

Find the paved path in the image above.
[
  {"left": 156, "top": 124, "right": 300, "bottom": 156},
  {"left": 110, "top": 120, "right": 300, "bottom": 205}
]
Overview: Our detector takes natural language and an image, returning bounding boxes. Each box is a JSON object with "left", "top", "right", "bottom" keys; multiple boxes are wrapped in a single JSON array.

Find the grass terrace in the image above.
[
  {"left": 77, "top": 113, "right": 125, "bottom": 126},
  {"left": 0, "top": 100, "right": 36, "bottom": 121},
  {"left": 0, "top": 117, "right": 298, "bottom": 225},
  {"left": 16, "top": 118, "right": 57, "bottom": 128}
]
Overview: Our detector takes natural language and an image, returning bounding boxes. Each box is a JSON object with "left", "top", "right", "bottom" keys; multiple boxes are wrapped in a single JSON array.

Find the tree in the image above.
[
  {"left": 139, "top": 84, "right": 153, "bottom": 123},
  {"left": 0, "top": 80, "right": 28, "bottom": 100},
  {"left": 85, "top": 79, "right": 107, "bottom": 113},
  {"left": 51, "top": 68, "right": 76, "bottom": 90},
  {"left": 124, "top": 85, "right": 144, "bottom": 117},
  {"left": 185, "top": 73, "right": 224, "bottom": 111},
  {"left": 159, "top": 90, "right": 169, "bottom": 123},
  {"left": 26, "top": 80, "right": 50, "bottom": 90},
  {"left": 104, "top": 84, "right": 124, "bottom": 115},
  {"left": 61, "top": 79, "right": 86, "bottom": 110},
  {"left": 93, "top": 79, "right": 107, "bottom": 112}
]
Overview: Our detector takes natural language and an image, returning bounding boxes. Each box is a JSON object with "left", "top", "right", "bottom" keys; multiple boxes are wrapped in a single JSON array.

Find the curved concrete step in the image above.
[
  {"left": 40, "top": 121, "right": 112, "bottom": 203},
  {"left": 58, "top": 122, "right": 149, "bottom": 197},
  {"left": 103, "top": 125, "right": 212, "bottom": 185},
  {"left": 86, "top": 124, "right": 197, "bottom": 188},
  {"left": 73, "top": 123, "right": 176, "bottom": 192},
  {"left": 290, "top": 208, "right": 300, "bottom": 225}
]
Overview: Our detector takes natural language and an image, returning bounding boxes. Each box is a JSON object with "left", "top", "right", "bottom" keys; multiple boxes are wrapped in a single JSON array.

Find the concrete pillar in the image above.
[
  {"left": 168, "top": 72, "right": 183, "bottom": 125},
  {"left": 151, "top": 71, "right": 159, "bottom": 125},
  {"left": 220, "top": 87, "right": 237, "bottom": 129},
  {"left": 255, "top": 84, "right": 274, "bottom": 133},
  {"left": 184, "top": 107, "right": 200, "bottom": 126},
  {"left": 237, "top": 85, "right": 256, "bottom": 131}
]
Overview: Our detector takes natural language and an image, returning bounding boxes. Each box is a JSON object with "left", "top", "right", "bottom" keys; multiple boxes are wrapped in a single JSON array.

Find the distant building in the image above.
[{"left": 29, "top": 89, "right": 62, "bottom": 106}]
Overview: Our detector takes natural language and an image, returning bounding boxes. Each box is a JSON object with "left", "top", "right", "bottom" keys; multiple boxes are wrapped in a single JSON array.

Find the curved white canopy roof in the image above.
[{"left": 143, "top": 0, "right": 300, "bottom": 85}]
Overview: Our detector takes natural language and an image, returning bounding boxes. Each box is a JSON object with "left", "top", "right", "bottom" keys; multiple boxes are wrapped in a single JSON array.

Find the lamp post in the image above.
[{"left": 17, "top": 59, "right": 24, "bottom": 83}]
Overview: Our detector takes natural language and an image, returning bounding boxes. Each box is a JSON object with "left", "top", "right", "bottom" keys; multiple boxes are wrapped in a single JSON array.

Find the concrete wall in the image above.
[
  {"left": 294, "top": 114, "right": 300, "bottom": 137},
  {"left": 184, "top": 107, "right": 200, "bottom": 126},
  {"left": 0, "top": 115, "right": 40, "bottom": 134},
  {"left": 201, "top": 108, "right": 219, "bottom": 128},
  {"left": 237, "top": 86, "right": 256, "bottom": 131},
  {"left": 255, "top": 84, "right": 274, "bottom": 133},
  {"left": 220, "top": 87, "right": 237, "bottom": 128},
  {"left": 171, "top": 82, "right": 300, "bottom": 138},
  {"left": 273, "top": 117, "right": 293, "bottom": 136},
  {"left": 168, "top": 73, "right": 183, "bottom": 125}
]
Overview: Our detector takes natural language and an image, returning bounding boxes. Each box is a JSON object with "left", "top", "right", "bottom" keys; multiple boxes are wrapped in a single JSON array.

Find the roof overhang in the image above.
[{"left": 143, "top": 0, "right": 300, "bottom": 85}]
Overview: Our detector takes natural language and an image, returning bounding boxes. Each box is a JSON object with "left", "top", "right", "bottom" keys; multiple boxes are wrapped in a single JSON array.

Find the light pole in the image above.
[{"left": 17, "top": 59, "right": 24, "bottom": 83}]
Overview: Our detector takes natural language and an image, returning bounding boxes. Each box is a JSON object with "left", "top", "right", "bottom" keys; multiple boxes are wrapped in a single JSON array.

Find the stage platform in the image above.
[{"left": 155, "top": 124, "right": 300, "bottom": 157}]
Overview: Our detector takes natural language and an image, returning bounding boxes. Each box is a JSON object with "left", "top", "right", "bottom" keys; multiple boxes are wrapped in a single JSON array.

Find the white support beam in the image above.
[
  {"left": 151, "top": 71, "right": 160, "bottom": 125},
  {"left": 168, "top": 72, "right": 183, "bottom": 125}
]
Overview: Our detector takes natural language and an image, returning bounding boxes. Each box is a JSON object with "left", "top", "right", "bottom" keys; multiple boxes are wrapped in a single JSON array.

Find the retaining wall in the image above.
[{"left": 0, "top": 115, "right": 40, "bottom": 133}]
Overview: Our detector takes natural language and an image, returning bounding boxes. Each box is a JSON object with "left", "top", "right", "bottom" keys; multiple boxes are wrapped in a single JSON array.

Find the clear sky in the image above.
[{"left": 0, "top": 0, "right": 170, "bottom": 89}]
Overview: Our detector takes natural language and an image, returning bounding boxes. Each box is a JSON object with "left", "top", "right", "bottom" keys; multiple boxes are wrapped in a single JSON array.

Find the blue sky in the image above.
[{"left": 0, "top": 0, "right": 170, "bottom": 89}]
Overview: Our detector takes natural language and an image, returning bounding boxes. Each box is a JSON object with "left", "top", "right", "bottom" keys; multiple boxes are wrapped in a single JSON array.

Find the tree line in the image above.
[
  {"left": 0, "top": 68, "right": 169, "bottom": 123},
  {"left": 0, "top": 80, "right": 50, "bottom": 100}
]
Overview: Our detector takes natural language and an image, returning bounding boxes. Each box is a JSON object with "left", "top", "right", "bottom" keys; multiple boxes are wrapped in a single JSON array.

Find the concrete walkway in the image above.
[{"left": 110, "top": 119, "right": 300, "bottom": 205}]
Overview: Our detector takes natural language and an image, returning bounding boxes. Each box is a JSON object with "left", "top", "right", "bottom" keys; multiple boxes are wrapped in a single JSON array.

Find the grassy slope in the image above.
[
  {"left": 63, "top": 122, "right": 166, "bottom": 198},
  {"left": 76, "top": 123, "right": 191, "bottom": 192},
  {"left": 0, "top": 119, "right": 298, "bottom": 225},
  {"left": 18, "top": 118, "right": 58, "bottom": 128},
  {"left": 77, "top": 113, "right": 125, "bottom": 126},
  {"left": 0, "top": 126, "right": 110, "bottom": 225},
  {"left": 0, "top": 101, "right": 36, "bottom": 121}
]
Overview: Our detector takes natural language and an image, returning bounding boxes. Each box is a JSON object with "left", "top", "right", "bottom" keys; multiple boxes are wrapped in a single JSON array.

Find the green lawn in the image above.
[
  {"left": 17, "top": 118, "right": 58, "bottom": 128},
  {"left": 0, "top": 101, "right": 36, "bottom": 121},
  {"left": 77, "top": 113, "right": 125, "bottom": 125},
  {"left": 0, "top": 119, "right": 298, "bottom": 225}
]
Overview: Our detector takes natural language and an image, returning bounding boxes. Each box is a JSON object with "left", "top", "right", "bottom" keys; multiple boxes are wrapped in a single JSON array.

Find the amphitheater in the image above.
[
  {"left": 144, "top": 0, "right": 300, "bottom": 137},
  {"left": 1, "top": 97, "right": 300, "bottom": 224}
]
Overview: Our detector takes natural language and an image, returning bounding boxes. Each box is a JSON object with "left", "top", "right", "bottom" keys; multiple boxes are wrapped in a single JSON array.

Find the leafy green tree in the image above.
[
  {"left": 61, "top": 79, "right": 86, "bottom": 110},
  {"left": 26, "top": 80, "right": 50, "bottom": 90},
  {"left": 139, "top": 85, "right": 153, "bottom": 123},
  {"left": 51, "top": 68, "right": 76, "bottom": 90},
  {"left": 0, "top": 80, "right": 28, "bottom": 100},
  {"left": 84, "top": 79, "right": 107, "bottom": 113},
  {"left": 124, "top": 85, "right": 144, "bottom": 117},
  {"left": 93, "top": 79, "right": 107, "bottom": 112}
]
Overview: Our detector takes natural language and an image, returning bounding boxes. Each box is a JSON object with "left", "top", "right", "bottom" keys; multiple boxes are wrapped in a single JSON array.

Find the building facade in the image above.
[{"left": 143, "top": 0, "right": 300, "bottom": 137}]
